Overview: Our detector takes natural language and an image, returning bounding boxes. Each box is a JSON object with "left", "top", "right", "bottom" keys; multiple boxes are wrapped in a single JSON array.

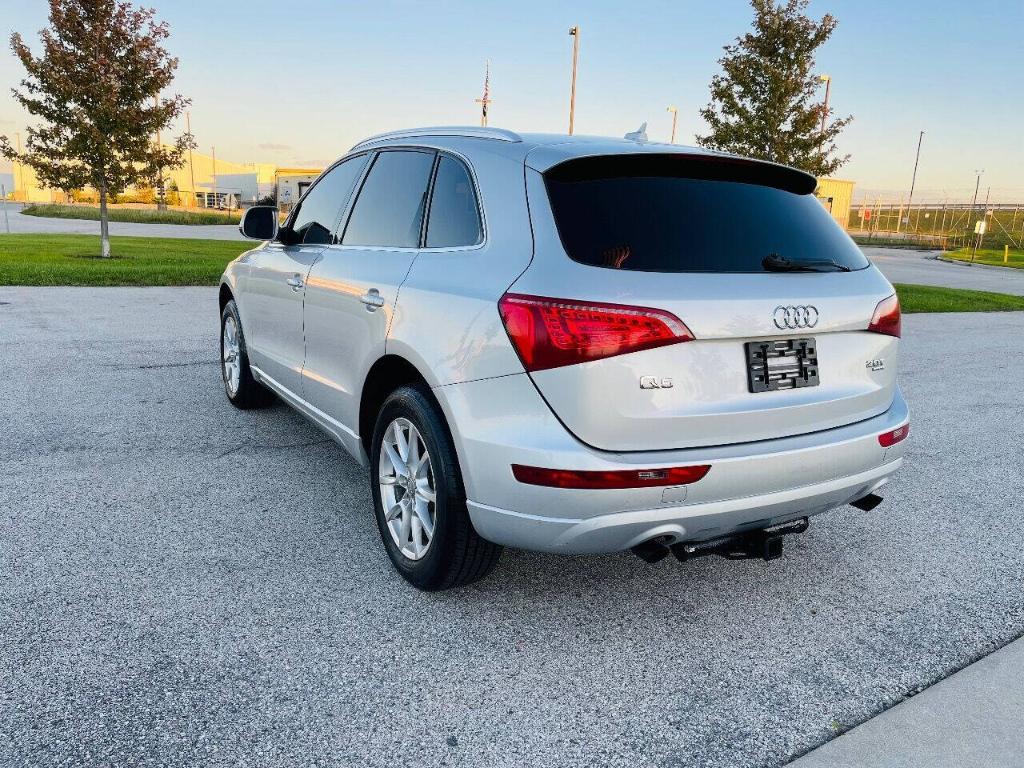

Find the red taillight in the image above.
[
  {"left": 511, "top": 463, "right": 711, "bottom": 489},
  {"left": 498, "top": 293, "right": 694, "bottom": 372},
  {"left": 868, "top": 294, "right": 901, "bottom": 338},
  {"left": 878, "top": 423, "right": 910, "bottom": 447}
]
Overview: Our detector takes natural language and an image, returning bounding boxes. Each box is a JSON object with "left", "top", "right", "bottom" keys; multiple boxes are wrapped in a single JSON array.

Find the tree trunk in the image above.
[{"left": 99, "top": 182, "right": 111, "bottom": 258}]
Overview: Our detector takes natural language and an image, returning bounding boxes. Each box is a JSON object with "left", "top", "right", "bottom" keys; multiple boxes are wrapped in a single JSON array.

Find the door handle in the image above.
[
  {"left": 286, "top": 274, "right": 304, "bottom": 291},
  {"left": 360, "top": 288, "right": 386, "bottom": 310}
]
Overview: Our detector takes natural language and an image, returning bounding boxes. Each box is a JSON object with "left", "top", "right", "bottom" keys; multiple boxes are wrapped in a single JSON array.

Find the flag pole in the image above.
[{"left": 475, "top": 60, "right": 492, "bottom": 127}]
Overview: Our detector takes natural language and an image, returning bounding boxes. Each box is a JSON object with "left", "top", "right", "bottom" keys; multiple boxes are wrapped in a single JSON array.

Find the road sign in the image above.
[{"left": 974, "top": 220, "right": 987, "bottom": 235}]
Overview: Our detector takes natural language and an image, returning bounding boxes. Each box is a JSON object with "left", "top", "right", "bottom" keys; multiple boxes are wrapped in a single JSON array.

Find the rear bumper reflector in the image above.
[
  {"left": 878, "top": 423, "right": 910, "bottom": 447},
  {"left": 511, "top": 463, "right": 711, "bottom": 490}
]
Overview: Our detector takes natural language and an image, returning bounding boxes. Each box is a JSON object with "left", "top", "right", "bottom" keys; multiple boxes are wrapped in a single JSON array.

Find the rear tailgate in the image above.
[{"left": 511, "top": 151, "right": 899, "bottom": 452}]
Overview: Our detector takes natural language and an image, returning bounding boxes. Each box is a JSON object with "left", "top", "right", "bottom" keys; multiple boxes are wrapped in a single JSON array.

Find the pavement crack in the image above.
[{"left": 138, "top": 360, "right": 218, "bottom": 369}]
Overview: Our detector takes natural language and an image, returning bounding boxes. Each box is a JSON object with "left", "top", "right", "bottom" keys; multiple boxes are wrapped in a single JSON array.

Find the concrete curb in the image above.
[
  {"left": 935, "top": 254, "right": 1019, "bottom": 272},
  {"left": 787, "top": 635, "right": 1024, "bottom": 767}
]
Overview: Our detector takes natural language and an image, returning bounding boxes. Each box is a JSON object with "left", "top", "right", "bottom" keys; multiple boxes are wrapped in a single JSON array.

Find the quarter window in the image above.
[
  {"left": 342, "top": 150, "right": 435, "bottom": 248},
  {"left": 425, "top": 156, "right": 482, "bottom": 248}
]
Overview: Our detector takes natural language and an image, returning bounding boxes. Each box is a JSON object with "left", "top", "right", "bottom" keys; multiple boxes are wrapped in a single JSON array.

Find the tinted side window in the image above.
[
  {"left": 425, "top": 156, "right": 482, "bottom": 248},
  {"left": 289, "top": 154, "right": 369, "bottom": 245},
  {"left": 342, "top": 151, "right": 435, "bottom": 248}
]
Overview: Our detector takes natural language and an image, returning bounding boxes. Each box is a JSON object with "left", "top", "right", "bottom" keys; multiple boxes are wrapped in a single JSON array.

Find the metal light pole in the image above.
[
  {"left": 818, "top": 74, "right": 832, "bottom": 135},
  {"left": 666, "top": 106, "right": 678, "bottom": 144},
  {"left": 568, "top": 26, "right": 580, "bottom": 135},
  {"left": 898, "top": 131, "right": 925, "bottom": 234}
]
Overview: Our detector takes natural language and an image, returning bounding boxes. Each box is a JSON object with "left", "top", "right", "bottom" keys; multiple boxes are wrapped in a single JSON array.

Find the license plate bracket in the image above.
[{"left": 745, "top": 338, "right": 819, "bottom": 393}]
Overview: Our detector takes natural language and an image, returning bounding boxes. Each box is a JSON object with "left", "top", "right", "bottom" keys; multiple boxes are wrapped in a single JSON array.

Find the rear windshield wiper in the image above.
[{"left": 762, "top": 253, "right": 851, "bottom": 273}]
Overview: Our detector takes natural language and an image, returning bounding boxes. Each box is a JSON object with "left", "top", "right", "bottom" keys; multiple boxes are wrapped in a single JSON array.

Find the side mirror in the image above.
[{"left": 239, "top": 206, "right": 279, "bottom": 240}]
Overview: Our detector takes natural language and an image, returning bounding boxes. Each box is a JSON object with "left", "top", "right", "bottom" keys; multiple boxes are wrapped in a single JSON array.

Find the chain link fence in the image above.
[{"left": 848, "top": 201, "right": 1024, "bottom": 261}]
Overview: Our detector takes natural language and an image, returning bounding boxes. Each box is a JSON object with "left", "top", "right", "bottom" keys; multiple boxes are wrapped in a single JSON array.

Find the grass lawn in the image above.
[
  {"left": 0, "top": 234, "right": 248, "bottom": 286},
  {"left": 942, "top": 247, "right": 1024, "bottom": 270},
  {"left": 21, "top": 203, "right": 242, "bottom": 225},
  {"left": 894, "top": 283, "right": 1024, "bottom": 313}
]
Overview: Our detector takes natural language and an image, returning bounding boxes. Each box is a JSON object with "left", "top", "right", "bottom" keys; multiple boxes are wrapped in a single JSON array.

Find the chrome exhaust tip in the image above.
[{"left": 850, "top": 493, "right": 883, "bottom": 512}]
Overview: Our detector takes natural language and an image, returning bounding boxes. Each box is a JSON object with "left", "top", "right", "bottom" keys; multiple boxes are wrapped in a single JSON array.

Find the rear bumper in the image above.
[
  {"left": 468, "top": 458, "right": 900, "bottom": 553},
  {"left": 433, "top": 373, "right": 908, "bottom": 555}
]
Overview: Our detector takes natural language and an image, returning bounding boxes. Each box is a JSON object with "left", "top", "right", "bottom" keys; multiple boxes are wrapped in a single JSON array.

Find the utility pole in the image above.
[
  {"left": 818, "top": 74, "right": 832, "bottom": 135},
  {"left": 975, "top": 186, "right": 991, "bottom": 259},
  {"left": 568, "top": 26, "right": 580, "bottom": 135},
  {"left": 475, "top": 60, "right": 492, "bottom": 127},
  {"left": 212, "top": 146, "right": 217, "bottom": 210},
  {"left": 153, "top": 96, "right": 165, "bottom": 210},
  {"left": 898, "top": 130, "right": 924, "bottom": 234},
  {"left": 185, "top": 112, "right": 197, "bottom": 208},
  {"left": 970, "top": 181, "right": 987, "bottom": 268},
  {"left": 969, "top": 170, "right": 983, "bottom": 253},
  {"left": 14, "top": 132, "right": 26, "bottom": 202},
  {"left": 666, "top": 106, "right": 679, "bottom": 144},
  {"left": 1, "top": 184, "right": 9, "bottom": 233}
]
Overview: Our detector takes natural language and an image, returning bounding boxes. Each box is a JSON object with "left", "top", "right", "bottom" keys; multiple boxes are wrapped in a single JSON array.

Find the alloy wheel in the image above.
[
  {"left": 378, "top": 417, "right": 437, "bottom": 560},
  {"left": 222, "top": 315, "right": 241, "bottom": 396}
]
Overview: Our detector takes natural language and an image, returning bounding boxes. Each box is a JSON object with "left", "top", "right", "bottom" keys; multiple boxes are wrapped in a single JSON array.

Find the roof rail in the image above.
[{"left": 351, "top": 126, "right": 523, "bottom": 151}]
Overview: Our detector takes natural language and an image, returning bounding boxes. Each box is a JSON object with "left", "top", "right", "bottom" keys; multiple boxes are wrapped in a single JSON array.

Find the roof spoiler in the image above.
[{"left": 544, "top": 153, "right": 818, "bottom": 195}]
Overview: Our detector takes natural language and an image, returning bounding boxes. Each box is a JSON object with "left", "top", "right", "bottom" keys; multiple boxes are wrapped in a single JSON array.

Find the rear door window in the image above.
[
  {"left": 425, "top": 155, "right": 482, "bottom": 248},
  {"left": 342, "top": 150, "right": 436, "bottom": 248},
  {"left": 544, "top": 154, "right": 869, "bottom": 273}
]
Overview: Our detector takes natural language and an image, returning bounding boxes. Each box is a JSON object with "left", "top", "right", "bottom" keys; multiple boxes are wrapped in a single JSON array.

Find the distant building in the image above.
[
  {"left": 274, "top": 168, "right": 322, "bottom": 212},
  {"left": 816, "top": 178, "right": 855, "bottom": 229},
  {"left": 7, "top": 149, "right": 320, "bottom": 209}
]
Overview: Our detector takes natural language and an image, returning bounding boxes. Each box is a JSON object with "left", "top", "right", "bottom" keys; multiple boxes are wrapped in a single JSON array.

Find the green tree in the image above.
[
  {"left": 0, "top": 0, "right": 193, "bottom": 257},
  {"left": 696, "top": 0, "right": 851, "bottom": 177}
]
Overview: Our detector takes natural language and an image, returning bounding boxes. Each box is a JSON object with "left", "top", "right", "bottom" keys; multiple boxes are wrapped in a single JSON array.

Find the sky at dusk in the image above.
[{"left": 1, "top": 0, "right": 1022, "bottom": 202}]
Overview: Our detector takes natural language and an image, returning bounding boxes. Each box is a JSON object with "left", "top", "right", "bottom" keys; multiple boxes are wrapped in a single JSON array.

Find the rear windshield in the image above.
[{"left": 544, "top": 154, "right": 869, "bottom": 273}]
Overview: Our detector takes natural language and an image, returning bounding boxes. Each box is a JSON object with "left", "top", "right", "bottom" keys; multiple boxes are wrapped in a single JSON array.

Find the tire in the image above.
[
  {"left": 370, "top": 385, "right": 502, "bottom": 590},
  {"left": 220, "top": 299, "right": 274, "bottom": 409}
]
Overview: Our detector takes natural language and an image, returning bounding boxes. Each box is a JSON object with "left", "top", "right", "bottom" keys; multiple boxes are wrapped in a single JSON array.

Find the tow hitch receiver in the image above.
[{"left": 671, "top": 517, "right": 809, "bottom": 563}]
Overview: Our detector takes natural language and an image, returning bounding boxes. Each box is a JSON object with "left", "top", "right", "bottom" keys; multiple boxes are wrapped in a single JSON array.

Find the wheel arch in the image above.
[
  {"left": 218, "top": 281, "right": 234, "bottom": 312},
  {"left": 359, "top": 354, "right": 436, "bottom": 454}
]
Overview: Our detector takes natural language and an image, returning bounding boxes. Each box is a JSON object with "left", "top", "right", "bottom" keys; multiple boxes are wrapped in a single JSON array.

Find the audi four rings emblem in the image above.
[{"left": 773, "top": 305, "right": 819, "bottom": 330}]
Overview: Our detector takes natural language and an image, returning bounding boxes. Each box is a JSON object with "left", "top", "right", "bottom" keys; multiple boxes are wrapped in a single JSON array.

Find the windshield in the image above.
[{"left": 544, "top": 154, "right": 870, "bottom": 273}]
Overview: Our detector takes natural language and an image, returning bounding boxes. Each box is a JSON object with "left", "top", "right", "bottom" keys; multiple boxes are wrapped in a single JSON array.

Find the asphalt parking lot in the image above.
[{"left": 2, "top": 287, "right": 1023, "bottom": 768}]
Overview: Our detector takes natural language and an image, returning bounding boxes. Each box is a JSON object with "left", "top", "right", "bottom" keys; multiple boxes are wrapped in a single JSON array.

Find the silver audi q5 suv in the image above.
[{"left": 220, "top": 127, "right": 908, "bottom": 590}]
